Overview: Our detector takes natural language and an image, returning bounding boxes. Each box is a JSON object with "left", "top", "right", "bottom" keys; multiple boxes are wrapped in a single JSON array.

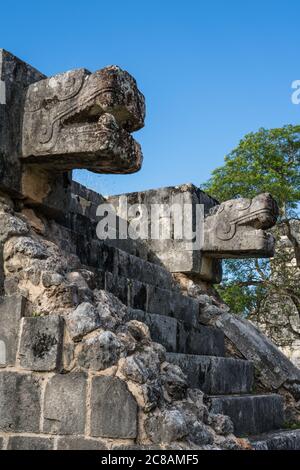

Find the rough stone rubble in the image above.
[{"left": 0, "top": 196, "right": 248, "bottom": 450}]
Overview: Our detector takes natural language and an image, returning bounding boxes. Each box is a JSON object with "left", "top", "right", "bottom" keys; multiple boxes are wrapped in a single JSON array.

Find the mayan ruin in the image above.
[{"left": 0, "top": 48, "right": 299, "bottom": 455}]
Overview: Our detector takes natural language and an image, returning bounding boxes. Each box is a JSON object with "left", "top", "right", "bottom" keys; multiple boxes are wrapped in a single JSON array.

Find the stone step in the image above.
[
  {"left": 102, "top": 270, "right": 201, "bottom": 327},
  {"left": 127, "top": 309, "right": 225, "bottom": 356},
  {"left": 206, "top": 394, "right": 284, "bottom": 437},
  {"left": 102, "top": 243, "right": 178, "bottom": 292},
  {"left": 145, "top": 285, "right": 200, "bottom": 327},
  {"left": 50, "top": 223, "right": 205, "bottom": 328},
  {"left": 166, "top": 353, "right": 253, "bottom": 395},
  {"left": 50, "top": 221, "right": 178, "bottom": 292},
  {"left": 250, "top": 429, "right": 300, "bottom": 450}
]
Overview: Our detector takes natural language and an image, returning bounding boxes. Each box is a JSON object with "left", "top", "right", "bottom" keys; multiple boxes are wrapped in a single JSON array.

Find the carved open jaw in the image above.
[
  {"left": 235, "top": 209, "right": 279, "bottom": 236},
  {"left": 50, "top": 109, "right": 143, "bottom": 174},
  {"left": 21, "top": 66, "right": 145, "bottom": 174}
]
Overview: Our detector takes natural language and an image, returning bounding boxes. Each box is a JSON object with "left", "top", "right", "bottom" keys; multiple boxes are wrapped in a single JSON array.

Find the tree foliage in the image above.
[
  {"left": 203, "top": 125, "right": 300, "bottom": 317},
  {"left": 203, "top": 125, "right": 300, "bottom": 217}
]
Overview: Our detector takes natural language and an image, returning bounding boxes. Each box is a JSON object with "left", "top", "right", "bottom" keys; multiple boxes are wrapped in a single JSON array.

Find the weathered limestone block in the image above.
[
  {"left": 43, "top": 372, "right": 87, "bottom": 434},
  {"left": 78, "top": 330, "right": 122, "bottom": 370},
  {"left": 144, "top": 408, "right": 188, "bottom": 444},
  {"left": 0, "top": 210, "right": 29, "bottom": 244},
  {"left": 251, "top": 429, "right": 300, "bottom": 450},
  {"left": 0, "top": 50, "right": 70, "bottom": 214},
  {"left": 160, "top": 362, "right": 188, "bottom": 400},
  {"left": 5, "top": 235, "right": 48, "bottom": 260},
  {"left": 70, "top": 180, "right": 106, "bottom": 219},
  {"left": 216, "top": 312, "right": 300, "bottom": 389},
  {"left": 22, "top": 66, "right": 145, "bottom": 174},
  {"left": 146, "top": 285, "right": 200, "bottom": 327},
  {"left": 90, "top": 376, "right": 137, "bottom": 438},
  {"left": 7, "top": 436, "right": 54, "bottom": 450},
  {"left": 114, "top": 247, "right": 177, "bottom": 290},
  {"left": 66, "top": 302, "right": 100, "bottom": 341},
  {"left": 120, "top": 347, "right": 162, "bottom": 384},
  {"left": 207, "top": 413, "right": 234, "bottom": 436},
  {"left": 126, "top": 308, "right": 225, "bottom": 356},
  {"left": 0, "top": 371, "right": 41, "bottom": 432},
  {"left": 199, "top": 303, "right": 226, "bottom": 325},
  {"left": 177, "top": 403, "right": 215, "bottom": 446},
  {"left": 107, "top": 184, "right": 220, "bottom": 281},
  {"left": 42, "top": 271, "right": 65, "bottom": 287},
  {"left": 94, "top": 288, "right": 127, "bottom": 330},
  {"left": 140, "top": 380, "right": 163, "bottom": 412},
  {"left": 0, "top": 295, "right": 26, "bottom": 367},
  {"left": 105, "top": 271, "right": 129, "bottom": 306},
  {"left": 128, "top": 278, "right": 148, "bottom": 311},
  {"left": 127, "top": 308, "right": 179, "bottom": 352},
  {"left": 208, "top": 394, "right": 284, "bottom": 436},
  {"left": 166, "top": 353, "right": 254, "bottom": 395},
  {"left": 18, "top": 316, "right": 64, "bottom": 371},
  {"left": 57, "top": 437, "right": 108, "bottom": 450},
  {"left": 0, "top": 49, "right": 45, "bottom": 194},
  {"left": 203, "top": 193, "right": 278, "bottom": 258}
]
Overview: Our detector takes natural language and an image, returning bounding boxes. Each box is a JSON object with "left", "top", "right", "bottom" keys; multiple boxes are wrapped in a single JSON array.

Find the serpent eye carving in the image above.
[
  {"left": 204, "top": 193, "right": 279, "bottom": 258},
  {"left": 216, "top": 218, "right": 237, "bottom": 241}
]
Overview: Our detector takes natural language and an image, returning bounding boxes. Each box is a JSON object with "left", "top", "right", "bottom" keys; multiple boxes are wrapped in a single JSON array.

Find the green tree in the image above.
[
  {"left": 204, "top": 125, "right": 300, "bottom": 217},
  {"left": 203, "top": 125, "right": 300, "bottom": 316}
]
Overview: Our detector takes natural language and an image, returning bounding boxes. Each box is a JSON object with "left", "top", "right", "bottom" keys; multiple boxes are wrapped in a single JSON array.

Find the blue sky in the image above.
[{"left": 1, "top": 0, "right": 299, "bottom": 195}]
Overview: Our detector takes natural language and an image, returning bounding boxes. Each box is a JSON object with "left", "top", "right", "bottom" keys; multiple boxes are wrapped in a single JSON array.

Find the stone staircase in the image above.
[
  {"left": 46, "top": 207, "right": 300, "bottom": 449},
  {"left": 86, "top": 241, "right": 300, "bottom": 448}
]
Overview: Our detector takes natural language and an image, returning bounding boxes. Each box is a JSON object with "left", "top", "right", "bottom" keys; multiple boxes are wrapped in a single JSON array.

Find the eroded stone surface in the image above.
[
  {"left": 216, "top": 312, "right": 300, "bottom": 389},
  {"left": 160, "top": 362, "right": 188, "bottom": 400},
  {"left": 120, "top": 346, "right": 161, "bottom": 384},
  {"left": 57, "top": 437, "right": 108, "bottom": 450},
  {"left": 19, "top": 316, "right": 64, "bottom": 371},
  {"left": 203, "top": 193, "right": 278, "bottom": 258},
  {"left": 108, "top": 184, "right": 221, "bottom": 281},
  {"left": 43, "top": 372, "right": 87, "bottom": 434},
  {"left": 250, "top": 429, "right": 300, "bottom": 450},
  {"left": 0, "top": 295, "right": 25, "bottom": 367},
  {"left": 0, "top": 371, "right": 41, "bottom": 432},
  {"left": 90, "top": 376, "right": 137, "bottom": 438},
  {"left": 207, "top": 413, "right": 234, "bottom": 436},
  {"left": 7, "top": 436, "right": 54, "bottom": 450},
  {"left": 166, "top": 353, "right": 254, "bottom": 395},
  {"left": 78, "top": 330, "right": 122, "bottom": 370},
  {"left": 66, "top": 302, "right": 100, "bottom": 341},
  {"left": 22, "top": 66, "right": 145, "bottom": 174},
  {"left": 207, "top": 394, "right": 284, "bottom": 436},
  {"left": 0, "top": 49, "right": 45, "bottom": 194}
]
